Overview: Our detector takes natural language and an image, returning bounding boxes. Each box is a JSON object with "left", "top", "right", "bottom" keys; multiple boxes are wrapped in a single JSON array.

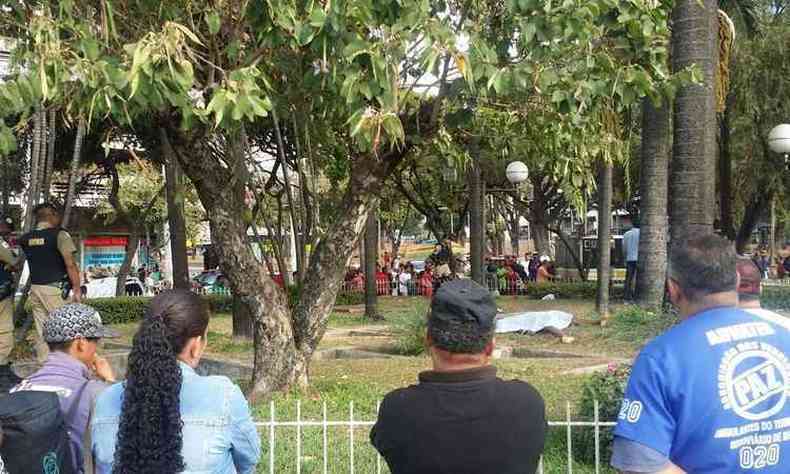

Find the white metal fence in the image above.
[{"left": 254, "top": 400, "right": 615, "bottom": 474}]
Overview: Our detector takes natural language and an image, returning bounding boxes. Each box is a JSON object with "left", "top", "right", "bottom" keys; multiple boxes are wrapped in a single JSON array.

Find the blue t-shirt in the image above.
[{"left": 614, "top": 306, "right": 790, "bottom": 473}]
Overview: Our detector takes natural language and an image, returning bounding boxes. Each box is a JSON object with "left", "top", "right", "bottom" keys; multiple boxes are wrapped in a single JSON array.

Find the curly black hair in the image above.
[{"left": 112, "top": 290, "right": 210, "bottom": 474}]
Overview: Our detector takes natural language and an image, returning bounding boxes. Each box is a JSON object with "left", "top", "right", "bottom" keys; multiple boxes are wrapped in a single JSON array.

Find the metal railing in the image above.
[{"left": 254, "top": 400, "right": 615, "bottom": 474}]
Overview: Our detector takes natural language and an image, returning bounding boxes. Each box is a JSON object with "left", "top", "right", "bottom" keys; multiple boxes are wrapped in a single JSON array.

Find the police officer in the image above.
[
  {"left": 19, "top": 204, "right": 82, "bottom": 363},
  {"left": 0, "top": 217, "right": 21, "bottom": 390}
]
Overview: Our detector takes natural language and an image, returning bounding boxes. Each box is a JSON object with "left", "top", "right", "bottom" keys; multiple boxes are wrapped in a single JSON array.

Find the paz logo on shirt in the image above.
[{"left": 718, "top": 341, "right": 790, "bottom": 421}]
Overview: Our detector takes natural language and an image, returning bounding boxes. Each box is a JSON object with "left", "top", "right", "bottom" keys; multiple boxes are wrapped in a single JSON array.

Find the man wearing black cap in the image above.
[
  {"left": 371, "top": 279, "right": 547, "bottom": 474},
  {"left": 19, "top": 203, "right": 82, "bottom": 363}
]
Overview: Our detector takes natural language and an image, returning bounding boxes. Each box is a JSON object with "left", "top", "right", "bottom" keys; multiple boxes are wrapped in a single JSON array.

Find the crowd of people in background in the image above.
[{"left": 343, "top": 243, "right": 560, "bottom": 299}]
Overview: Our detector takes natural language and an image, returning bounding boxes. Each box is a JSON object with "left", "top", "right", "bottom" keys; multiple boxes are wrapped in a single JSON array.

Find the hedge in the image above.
[
  {"left": 526, "top": 281, "right": 625, "bottom": 300},
  {"left": 83, "top": 295, "right": 235, "bottom": 325},
  {"left": 763, "top": 287, "right": 790, "bottom": 310},
  {"left": 83, "top": 287, "right": 365, "bottom": 326}
]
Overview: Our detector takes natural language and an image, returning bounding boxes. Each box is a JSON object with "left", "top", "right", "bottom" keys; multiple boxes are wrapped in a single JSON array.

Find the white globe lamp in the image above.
[
  {"left": 769, "top": 124, "right": 790, "bottom": 170},
  {"left": 506, "top": 161, "right": 529, "bottom": 185}
]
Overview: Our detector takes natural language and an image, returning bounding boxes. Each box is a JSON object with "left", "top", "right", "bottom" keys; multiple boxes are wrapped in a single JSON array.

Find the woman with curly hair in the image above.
[{"left": 90, "top": 290, "right": 261, "bottom": 473}]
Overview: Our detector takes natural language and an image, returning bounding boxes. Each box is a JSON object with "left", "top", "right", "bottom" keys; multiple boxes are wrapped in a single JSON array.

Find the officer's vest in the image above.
[{"left": 19, "top": 228, "right": 68, "bottom": 285}]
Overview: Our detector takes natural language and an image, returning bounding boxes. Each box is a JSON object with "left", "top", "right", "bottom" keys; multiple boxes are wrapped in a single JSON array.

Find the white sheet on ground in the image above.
[{"left": 495, "top": 311, "right": 574, "bottom": 334}]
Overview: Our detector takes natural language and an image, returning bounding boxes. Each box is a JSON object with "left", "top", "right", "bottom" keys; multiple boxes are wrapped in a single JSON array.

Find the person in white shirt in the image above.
[
  {"left": 398, "top": 266, "right": 411, "bottom": 296},
  {"left": 622, "top": 217, "right": 640, "bottom": 301}
]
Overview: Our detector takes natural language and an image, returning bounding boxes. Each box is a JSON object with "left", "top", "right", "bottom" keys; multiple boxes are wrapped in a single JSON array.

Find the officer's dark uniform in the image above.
[{"left": 19, "top": 224, "right": 76, "bottom": 363}]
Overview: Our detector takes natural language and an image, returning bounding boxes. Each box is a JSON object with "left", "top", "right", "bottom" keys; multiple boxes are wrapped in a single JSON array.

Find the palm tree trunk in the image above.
[
  {"left": 364, "top": 207, "right": 379, "bottom": 319},
  {"left": 596, "top": 162, "right": 613, "bottom": 319},
  {"left": 636, "top": 97, "right": 671, "bottom": 308},
  {"left": 670, "top": 0, "right": 719, "bottom": 242},
  {"left": 62, "top": 118, "right": 86, "bottom": 229}
]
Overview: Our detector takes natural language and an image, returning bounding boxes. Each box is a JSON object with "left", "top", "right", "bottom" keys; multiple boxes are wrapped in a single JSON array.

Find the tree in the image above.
[
  {"left": 163, "top": 148, "right": 190, "bottom": 290},
  {"left": 636, "top": 98, "right": 671, "bottom": 308},
  {"left": 728, "top": 19, "right": 790, "bottom": 252},
  {"left": 669, "top": 0, "right": 719, "bottom": 242},
  {"left": 364, "top": 208, "right": 380, "bottom": 319},
  {"left": 596, "top": 161, "right": 613, "bottom": 318}
]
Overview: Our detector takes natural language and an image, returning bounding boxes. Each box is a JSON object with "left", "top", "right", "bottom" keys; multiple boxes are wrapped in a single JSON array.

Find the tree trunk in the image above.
[
  {"left": 469, "top": 138, "right": 484, "bottom": 285},
  {"left": 550, "top": 226, "right": 587, "bottom": 280},
  {"left": 669, "top": 0, "right": 718, "bottom": 242},
  {"left": 596, "top": 162, "right": 613, "bottom": 318},
  {"left": 232, "top": 297, "right": 255, "bottom": 342},
  {"left": 165, "top": 124, "right": 407, "bottom": 400},
  {"left": 25, "top": 111, "right": 44, "bottom": 231},
  {"left": 717, "top": 90, "right": 736, "bottom": 240},
  {"left": 510, "top": 211, "right": 520, "bottom": 257},
  {"left": 532, "top": 221, "right": 551, "bottom": 256},
  {"left": 736, "top": 189, "right": 773, "bottom": 254},
  {"left": 162, "top": 137, "right": 190, "bottom": 290},
  {"left": 364, "top": 208, "right": 379, "bottom": 319},
  {"left": 62, "top": 118, "right": 86, "bottom": 229},
  {"left": 636, "top": 97, "right": 671, "bottom": 308},
  {"left": 42, "top": 109, "right": 56, "bottom": 201},
  {"left": 272, "top": 109, "right": 305, "bottom": 284},
  {"left": 115, "top": 232, "right": 141, "bottom": 297}
]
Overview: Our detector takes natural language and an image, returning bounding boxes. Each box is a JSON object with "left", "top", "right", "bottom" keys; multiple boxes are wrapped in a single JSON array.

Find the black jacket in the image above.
[{"left": 371, "top": 366, "right": 547, "bottom": 474}]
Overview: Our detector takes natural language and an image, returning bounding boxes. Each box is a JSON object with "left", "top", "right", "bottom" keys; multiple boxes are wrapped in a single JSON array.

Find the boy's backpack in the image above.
[{"left": 0, "top": 390, "right": 80, "bottom": 474}]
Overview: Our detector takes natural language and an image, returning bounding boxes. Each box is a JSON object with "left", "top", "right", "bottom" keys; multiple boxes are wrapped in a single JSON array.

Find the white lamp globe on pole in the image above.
[
  {"left": 506, "top": 161, "right": 529, "bottom": 185},
  {"left": 768, "top": 124, "right": 790, "bottom": 169}
]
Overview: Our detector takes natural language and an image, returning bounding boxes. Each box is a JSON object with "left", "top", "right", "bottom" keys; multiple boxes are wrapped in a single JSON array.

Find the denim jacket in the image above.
[{"left": 91, "top": 363, "right": 261, "bottom": 473}]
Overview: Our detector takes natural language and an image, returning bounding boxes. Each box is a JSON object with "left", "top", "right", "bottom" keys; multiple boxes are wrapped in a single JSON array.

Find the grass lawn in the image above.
[{"left": 107, "top": 295, "right": 652, "bottom": 473}]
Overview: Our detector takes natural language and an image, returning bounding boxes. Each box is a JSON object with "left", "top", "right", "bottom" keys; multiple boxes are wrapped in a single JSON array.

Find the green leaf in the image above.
[
  {"left": 81, "top": 38, "right": 101, "bottom": 60},
  {"left": 309, "top": 8, "right": 327, "bottom": 27},
  {"left": 523, "top": 23, "right": 537, "bottom": 44},
  {"left": 343, "top": 39, "right": 370, "bottom": 60},
  {"left": 171, "top": 22, "right": 204, "bottom": 46},
  {"left": 205, "top": 11, "right": 221, "bottom": 35},
  {"left": 381, "top": 114, "right": 404, "bottom": 143},
  {"left": 538, "top": 69, "right": 559, "bottom": 91},
  {"left": 348, "top": 109, "right": 366, "bottom": 137}
]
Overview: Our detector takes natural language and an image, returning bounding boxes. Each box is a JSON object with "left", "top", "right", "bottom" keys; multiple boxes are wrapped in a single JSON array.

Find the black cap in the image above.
[{"left": 429, "top": 279, "right": 497, "bottom": 331}]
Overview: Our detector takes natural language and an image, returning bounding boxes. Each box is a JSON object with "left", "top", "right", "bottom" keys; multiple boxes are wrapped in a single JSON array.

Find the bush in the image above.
[
  {"left": 526, "top": 281, "right": 624, "bottom": 300},
  {"left": 763, "top": 287, "right": 790, "bottom": 310},
  {"left": 83, "top": 294, "right": 234, "bottom": 325},
  {"left": 607, "top": 305, "right": 679, "bottom": 342},
  {"left": 573, "top": 363, "right": 632, "bottom": 465},
  {"left": 391, "top": 312, "right": 428, "bottom": 356},
  {"left": 335, "top": 291, "right": 365, "bottom": 306},
  {"left": 85, "top": 297, "right": 150, "bottom": 325}
]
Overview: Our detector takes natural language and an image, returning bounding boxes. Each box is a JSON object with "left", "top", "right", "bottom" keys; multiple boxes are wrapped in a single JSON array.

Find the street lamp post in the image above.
[
  {"left": 768, "top": 124, "right": 790, "bottom": 260},
  {"left": 469, "top": 160, "right": 529, "bottom": 285}
]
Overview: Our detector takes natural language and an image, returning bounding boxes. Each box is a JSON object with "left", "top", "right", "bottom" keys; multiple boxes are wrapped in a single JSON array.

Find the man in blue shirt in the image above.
[
  {"left": 622, "top": 217, "right": 640, "bottom": 301},
  {"left": 612, "top": 234, "right": 790, "bottom": 473}
]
